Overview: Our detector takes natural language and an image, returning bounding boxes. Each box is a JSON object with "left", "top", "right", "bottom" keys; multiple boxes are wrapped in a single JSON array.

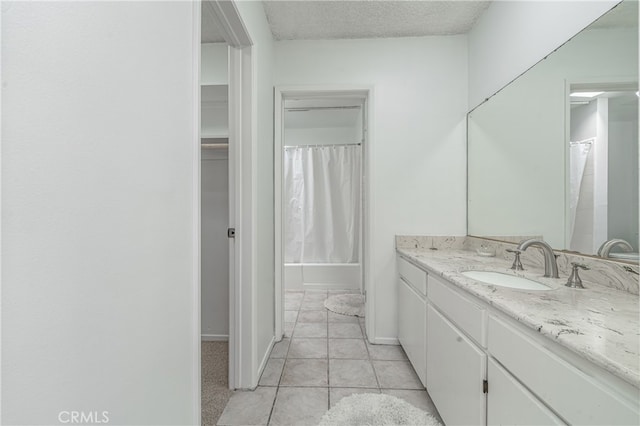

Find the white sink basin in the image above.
[{"left": 461, "top": 271, "right": 551, "bottom": 291}]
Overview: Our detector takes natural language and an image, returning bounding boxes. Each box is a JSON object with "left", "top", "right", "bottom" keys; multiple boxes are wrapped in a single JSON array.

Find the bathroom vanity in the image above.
[
  {"left": 396, "top": 3, "right": 640, "bottom": 424},
  {"left": 396, "top": 237, "right": 640, "bottom": 425}
]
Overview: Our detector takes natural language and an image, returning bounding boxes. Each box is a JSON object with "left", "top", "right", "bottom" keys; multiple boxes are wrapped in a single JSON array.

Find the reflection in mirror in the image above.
[
  {"left": 467, "top": 0, "right": 638, "bottom": 263},
  {"left": 569, "top": 85, "right": 638, "bottom": 258}
]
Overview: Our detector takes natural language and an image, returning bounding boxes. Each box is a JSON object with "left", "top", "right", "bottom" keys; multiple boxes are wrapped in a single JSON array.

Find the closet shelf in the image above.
[
  {"left": 201, "top": 143, "right": 228, "bottom": 150},
  {"left": 201, "top": 134, "right": 229, "bottom": 139}
]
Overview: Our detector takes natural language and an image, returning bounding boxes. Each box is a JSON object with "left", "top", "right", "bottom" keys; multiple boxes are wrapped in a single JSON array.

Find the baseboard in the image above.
[
  {"left": 303, "top": 283, "right": 360, "bottom": 290},
  {"left": 369, "top": 336, "right": 400, "bottom": 345},
  {"left": 254, "top": 336, "right": 276, "bottom": 389},
  {"left": 201, "top": 334, "right": 229, "bottom": 342}
]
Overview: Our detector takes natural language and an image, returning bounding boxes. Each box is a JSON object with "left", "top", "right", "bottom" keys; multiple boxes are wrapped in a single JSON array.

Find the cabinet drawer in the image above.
[
  {"left": 428, "top": 274, "right": 486, "bottom": 346},
  {"left": 397, "top": 278, "right": 427, "bottom": 386},
  {"left": 397, "top": 256, "right": 427, "bottom": 296},
  {"left": 488, "top": 358, "right": 565, "bottom": 425},
  {"left": 488, "top": 316, "right": 640, "bottom": 425}
]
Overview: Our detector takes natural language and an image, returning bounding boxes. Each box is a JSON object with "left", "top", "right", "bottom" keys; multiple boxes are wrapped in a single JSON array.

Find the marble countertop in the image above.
[{"left": 397, "top": 247, "right": 640, "bottom": 388}]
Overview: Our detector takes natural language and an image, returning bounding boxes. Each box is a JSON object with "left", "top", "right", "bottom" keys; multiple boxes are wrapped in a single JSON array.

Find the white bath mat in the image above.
[
  {"left": 324, "top": 294, "right": 364, "bottom": 317},
  {"left": 319, "top": 393, "right": 441, "bottom": 426}
]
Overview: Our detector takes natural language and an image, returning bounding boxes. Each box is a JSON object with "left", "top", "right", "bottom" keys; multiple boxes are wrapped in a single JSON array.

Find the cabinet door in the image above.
[
  {"left": 397, "top": 278, "right": 427, "bottom": 386},
  {"left": 488, "top": 358, "right": 565, "bottom": 425},
  {"left": 427, "top": 304, "right": 487, "bottom": 426}
]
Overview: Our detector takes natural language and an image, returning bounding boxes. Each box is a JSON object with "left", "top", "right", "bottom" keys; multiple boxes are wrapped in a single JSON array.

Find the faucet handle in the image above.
[
  {"left": 566, "top": 262, "right": 589, "bottom": 289},
  {"left": 506, "top": 249, "right": 524, "bottom": 271},
  {"left": 571, "top": 262, "right": 590, "bottom": 271}
]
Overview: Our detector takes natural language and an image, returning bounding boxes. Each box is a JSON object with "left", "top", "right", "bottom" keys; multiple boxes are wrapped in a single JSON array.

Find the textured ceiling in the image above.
[{"left": 262, "top": 0, "right": 491, "bottom": 41}]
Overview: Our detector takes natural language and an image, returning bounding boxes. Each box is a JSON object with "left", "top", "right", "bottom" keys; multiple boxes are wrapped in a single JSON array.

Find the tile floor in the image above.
[{"left": 217, "top": 290, "right": 443, "bottom": 426}]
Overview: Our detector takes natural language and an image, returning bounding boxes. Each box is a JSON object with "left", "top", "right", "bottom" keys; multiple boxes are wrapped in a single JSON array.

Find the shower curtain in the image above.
[
  {"left": 284, "top": 145, "right": 361, "bottom": 264},
  {"left": 569, "top": 140, "right": 593, "bottom": 243}
]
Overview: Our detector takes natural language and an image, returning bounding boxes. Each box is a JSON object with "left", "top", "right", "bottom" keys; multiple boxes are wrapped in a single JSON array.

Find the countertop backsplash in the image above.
[
  {"left": 396, "top": 235, "right": 639, "bottom": 295},
  {"left": 395, "top": 235, "right": 466, "bottom": 251}
]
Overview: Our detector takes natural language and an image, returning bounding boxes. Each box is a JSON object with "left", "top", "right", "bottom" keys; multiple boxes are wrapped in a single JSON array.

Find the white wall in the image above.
[
  {"left": 608, "top": 99, "right": 639, "bottom": 250},
  {"left": 468, "top": 0, "right": 618, "bottom": 109},
  {"left": 235, "top": 0, "right": 276, "bottom": 384},
  {"left": 285, "top": 127, "right": 359, "bottom": 146},
  {"left": 201, "top": 85, "right": 229, "bottom": 137},
  {"left": 571, "top": 102, "right": 598, "bottom": 142},
  {"left": 2, "top": 2, "right": 198, "bottom": 424},
  {"left": 570, "top": 102, "right": 597, "bottom": 253},
  {"left": 202, "top": 43, "right": 228, "bottom": 85},
  {"left": 275, "top": 36, "right": 468, "bottom": 341}
]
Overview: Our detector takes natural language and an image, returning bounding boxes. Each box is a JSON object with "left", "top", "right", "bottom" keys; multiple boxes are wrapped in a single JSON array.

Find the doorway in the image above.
[
  {"left": 274, "top": 87, "right": 373, "bottom": 340},
  {"left": 200, "top": 7, "right": 233, "bottom": 426},
  {"left": 198, "top": 1, "right": 255, "bottom": 423}
]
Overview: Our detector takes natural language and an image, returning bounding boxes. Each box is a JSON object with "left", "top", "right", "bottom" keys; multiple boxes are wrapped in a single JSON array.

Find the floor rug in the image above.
[
  {"left": 319, "top": 393, "right": 441, "bottom": 426},
  {"left": 324, "top": 293, "right": 364, "bottom": 317}
]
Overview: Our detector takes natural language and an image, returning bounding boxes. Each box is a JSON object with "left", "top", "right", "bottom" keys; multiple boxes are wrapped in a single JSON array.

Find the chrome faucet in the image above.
[
  {"left": 597, "top": 239, "right": 634, "bottom": 258},
  {"left": 516, "top": 239, "right": 559, "bottom": 278},
  {"left": 566, "top": 262, "right": 589, "bottom": 289}
]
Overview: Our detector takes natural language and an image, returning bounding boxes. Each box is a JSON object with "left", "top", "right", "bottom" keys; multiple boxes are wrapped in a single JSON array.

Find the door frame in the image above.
[
  {"left": 198, "top": 1, "right": 253, "bottom": 412},
  {"left": 273, "top": 86, "right": 375, "bottom": 341}
]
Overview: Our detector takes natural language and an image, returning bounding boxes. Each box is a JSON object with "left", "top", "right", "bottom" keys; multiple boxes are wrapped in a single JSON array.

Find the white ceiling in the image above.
[
  {"left": 203, "top": 0, "right": 636, "bottom": 44},
  {"left": 262, "top": 0, "right": 491, "bottom": 41},
  {"left": 203, "top": 1, "right": 491, "bottom": 43}
]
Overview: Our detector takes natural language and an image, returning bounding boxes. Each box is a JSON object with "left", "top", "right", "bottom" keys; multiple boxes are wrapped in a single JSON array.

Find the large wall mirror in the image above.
[{"left": 467, "top": 0, "right": 638, "bottom": 263}]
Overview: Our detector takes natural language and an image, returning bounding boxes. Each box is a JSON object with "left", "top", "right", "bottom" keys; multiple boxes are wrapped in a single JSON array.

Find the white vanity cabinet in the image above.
[
  {"left": 488, "top": 316, "right": 639, "bottom": 425},
  {"left": 395, "top": 253, "right": 640, "bottom": 426},
  {"left": 427, "top": 304, "right": 487, "bottom": 425},
  {"left": 397, "top": 256, "right": 427, "bottom": 386},
  {"left": 426, "top": 274, "right": 488, "bottom": 425}
]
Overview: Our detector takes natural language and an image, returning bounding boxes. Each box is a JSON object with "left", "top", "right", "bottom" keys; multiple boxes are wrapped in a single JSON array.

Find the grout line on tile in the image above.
[
  {"left": 265, "top": 386, "right": 279, "bottom": 426},
  {"left": 364, "top": 335, "right": 382, "bottom": 391},
  {"left": 278, "top": 384, "right": 330, "bottom": 388}
]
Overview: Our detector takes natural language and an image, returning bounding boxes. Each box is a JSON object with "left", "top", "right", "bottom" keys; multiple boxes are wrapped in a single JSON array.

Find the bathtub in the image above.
[{"left": 284, "top": 263, "right": 362, "bottom": 291}]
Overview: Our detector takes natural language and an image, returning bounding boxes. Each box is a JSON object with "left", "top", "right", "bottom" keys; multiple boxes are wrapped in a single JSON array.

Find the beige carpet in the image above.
[{"left": 202, "top": 341, "right": 233, "bottom": 426}]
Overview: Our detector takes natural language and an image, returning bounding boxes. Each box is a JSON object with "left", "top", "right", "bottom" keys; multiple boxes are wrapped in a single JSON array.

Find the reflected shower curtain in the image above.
[
  {"left": 569, "top": 140, "right": 593, "bottom": 243},
  {"left": 284, "top": 145, "right": 361, "bottom": 263}
]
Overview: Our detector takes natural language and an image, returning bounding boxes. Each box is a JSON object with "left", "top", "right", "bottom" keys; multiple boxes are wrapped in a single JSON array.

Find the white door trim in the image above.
[
  {"left": 235, "top": 44, "right": 256, "bottom": 389},
  {"left": 273, "top": 85, "right": 375, "bottom": 342},
  {"left": 273, "top": 89, "right": 284, "bottom": 340},
  {"left": 204, "top": 0, "right": 252, "bottom": 47},
  {"left": 191, "top": 3, "right": 202, "bottom": 424},
  {"left": 201, "top": 0, "right": 254, "bottom": 395}
]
